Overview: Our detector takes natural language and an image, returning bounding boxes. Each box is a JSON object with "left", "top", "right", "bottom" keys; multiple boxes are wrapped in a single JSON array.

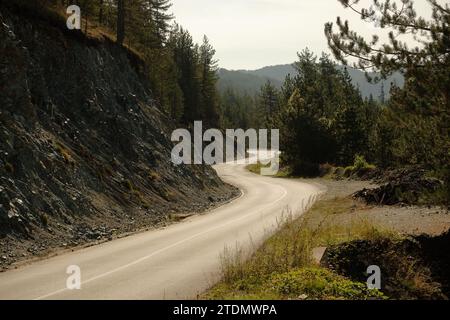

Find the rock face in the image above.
[{"left": 0, "top": 5, "right": 237, "bottom": 266}]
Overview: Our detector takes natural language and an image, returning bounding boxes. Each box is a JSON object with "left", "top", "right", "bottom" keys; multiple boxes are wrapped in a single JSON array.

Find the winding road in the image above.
[{"left": 0, "top": 160, "right": 323, "bottom": 300}]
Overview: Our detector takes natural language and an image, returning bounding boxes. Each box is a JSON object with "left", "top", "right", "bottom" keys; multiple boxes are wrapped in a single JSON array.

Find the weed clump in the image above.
[
  {"left": 271, "top": 267, "right": 386, "bottom": 300},
  {"left": 40, "top": 213, "right": 49, "bottom": 227},
  {"left": 148, "top": 170, "right": 162, "bottom": 182}
]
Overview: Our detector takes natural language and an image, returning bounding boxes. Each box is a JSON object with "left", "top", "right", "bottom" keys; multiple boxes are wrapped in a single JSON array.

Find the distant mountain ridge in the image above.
[
  {"left": 218, "top": 64, "right": 404, "bottom": 100},
  {"left": 217, "top": 68, "right": 283, "bottom": 96}
]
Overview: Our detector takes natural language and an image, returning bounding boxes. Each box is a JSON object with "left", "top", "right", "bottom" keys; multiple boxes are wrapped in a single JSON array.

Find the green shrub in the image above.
[
  {"left": 271, "top": 267, "right": 386, "bottom": 300},
  {"left": 353, "top": 155, "right": 376, "bottom": 172},
  {"left": 343, "top": 166, "right": 354, "bottom": 177},
  {"left": 340, "top": 156, "right": 376, "bottom": 178}
]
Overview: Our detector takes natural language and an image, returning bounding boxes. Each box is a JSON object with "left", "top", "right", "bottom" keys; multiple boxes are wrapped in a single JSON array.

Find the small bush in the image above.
[
  {"left": 40, "top": 213, "right": 49, "bottom": 227},
  {"left": 246, "top": 162, "right": 267, "bottom": 175},
  {"left": 204, "top": 197, "right": 397, "bottom": 300},
  {"left": 246, "top": 162, "right": 291, "bottom": 177},
  {"left": 339, "top": 156, "right": 376, "bottom": 178},
  {"left": 343, "top": 166, "right": 354, "bottom": 177},
  {"left": 353, "top": 155, "right": 376, "bottom": 175},
  {"left": 353, "top": 155, "right": 370, "bottom": 171},
  {"left": 148, "top": 170, "right": 162, "bottom": 182},
  {"left": 271, "top": 267, "right": 386, "bottom": 300}
]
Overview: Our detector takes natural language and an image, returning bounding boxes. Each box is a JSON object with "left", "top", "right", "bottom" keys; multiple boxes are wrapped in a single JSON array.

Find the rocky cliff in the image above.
[{"left": 0, "top": 4, "right": 237, "bottom": 268}]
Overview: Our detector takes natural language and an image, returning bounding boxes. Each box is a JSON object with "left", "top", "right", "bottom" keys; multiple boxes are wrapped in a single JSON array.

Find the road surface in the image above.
[{"left": 0, "top": 161, "right": 323, "bottom": 300}]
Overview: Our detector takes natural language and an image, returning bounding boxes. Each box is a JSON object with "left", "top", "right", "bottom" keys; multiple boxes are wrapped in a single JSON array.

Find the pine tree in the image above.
[
  {"left": 116, "top": 0, "right": 125, "bottom": 45},
  {"left": 325, "top": 0, "right": 450, "bottom": 202},
  {"left": 279, "top": 89, "right": 336, "bottom": 176},
  {"left": 169, "top": 26, "right": 201, "bottom": 124},
  {"left": 197, "top": 36, "right": 220, "bottom": 128},
  {"left": 150, "top": 0, "right": 174, "bottom": 44},
  {"left": 258, "top": 81, "right": 279, "bottom": 127}
]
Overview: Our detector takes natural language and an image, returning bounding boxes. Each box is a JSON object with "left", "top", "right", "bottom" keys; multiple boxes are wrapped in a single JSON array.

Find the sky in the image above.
[{"left": 170, "top": 0, "right": 434, "bottom": 70}]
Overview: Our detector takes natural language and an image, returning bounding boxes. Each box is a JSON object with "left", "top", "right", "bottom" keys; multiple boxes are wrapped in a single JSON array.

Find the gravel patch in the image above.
[{"left": 305, "top": 178, "right": 450, "bottom": 236}]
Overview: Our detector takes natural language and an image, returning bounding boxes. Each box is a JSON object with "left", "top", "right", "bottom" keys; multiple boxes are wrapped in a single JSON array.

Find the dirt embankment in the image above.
[
  {"left": 354, "top": 167, "right": 445, "bottom": 206},
  {"left": 0, "top": 5, "right": 238, "bottom": 270},
  {"left": 313, "top": 179, "right": 450, "bottom": 299},
  {"left": 324, "top": 233, "right": 450, "bottom": 299}
]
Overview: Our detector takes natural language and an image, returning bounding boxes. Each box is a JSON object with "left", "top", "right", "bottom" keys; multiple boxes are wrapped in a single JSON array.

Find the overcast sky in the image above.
[{"left": 170, "top": 0, "right": 434, "bottom": 70}]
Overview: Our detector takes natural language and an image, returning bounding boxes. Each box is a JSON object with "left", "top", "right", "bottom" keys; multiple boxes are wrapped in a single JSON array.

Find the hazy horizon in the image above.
[{"left": 171, "top": 0, "right": 434, "bottom": 70}]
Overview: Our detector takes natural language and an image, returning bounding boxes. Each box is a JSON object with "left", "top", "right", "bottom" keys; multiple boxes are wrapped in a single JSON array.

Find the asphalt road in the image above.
[{"left": 0, "top": 162, "right": 322, "bottom": 300}]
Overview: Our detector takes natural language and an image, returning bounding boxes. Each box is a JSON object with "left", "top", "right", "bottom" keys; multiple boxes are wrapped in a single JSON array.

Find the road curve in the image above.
[{"left": 0, "top": 162, "right": 323, "bottom": 300}]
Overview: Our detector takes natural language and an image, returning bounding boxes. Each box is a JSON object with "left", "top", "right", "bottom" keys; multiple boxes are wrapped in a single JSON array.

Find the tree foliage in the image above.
[
  {"left": 26, "top": 0, "right": 222, "bottom": 129},
  {"left": 325, "top": 0, "right": 449, "bottom": 200}
]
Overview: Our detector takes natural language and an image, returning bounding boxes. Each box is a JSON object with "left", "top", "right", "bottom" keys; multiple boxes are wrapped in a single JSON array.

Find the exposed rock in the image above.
[{"left": 0, "top": 4, "right": 238, "bottom": 269}]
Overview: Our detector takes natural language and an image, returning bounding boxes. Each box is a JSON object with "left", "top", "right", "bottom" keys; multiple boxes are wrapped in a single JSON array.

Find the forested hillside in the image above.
[
  {"left": 11, "top": 0, "right": 223, "bottom": 129},
  {"left": 217, "top": 64, "right": 404, "bottom": 100},
  {"left": 219, "top": 0, "right": 449, "bottom": 205},
  {"left": 0, "top": 0, "right": 238, "bottom": 268},
  {"left": 217, "top": 68, "right": 282, "bottom": 97},
  {"left": 207, "top": 0, "right": 450, "bottom": 301}
]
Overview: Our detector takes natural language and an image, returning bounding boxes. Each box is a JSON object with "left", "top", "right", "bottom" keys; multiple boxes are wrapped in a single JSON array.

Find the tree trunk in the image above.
[
  {"left": 117, "top": 0, "right": 125, "bottom": 45},
  {"left": 98, "top": 0, "right": 104, "bottom": 24}
]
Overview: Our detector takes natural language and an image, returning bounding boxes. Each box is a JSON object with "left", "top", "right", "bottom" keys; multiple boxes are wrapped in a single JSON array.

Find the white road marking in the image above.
[{"left": 34, "top": 180, "right": 287, "bottom": 300}]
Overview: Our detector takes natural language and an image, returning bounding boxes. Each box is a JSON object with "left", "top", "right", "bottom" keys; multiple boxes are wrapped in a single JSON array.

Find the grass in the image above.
[
  {"left": 40, "top": 213, "right": 49, "bottom": 227},
  {"left": 122, "top": 179, "right": 134, "bottom": 191},
  {"left": 246, "top": 155, "right": 377, "bottom": 180},
  {"left": 203, "top": 197, "right": 392, "bottom": 300},
  {"left": 246, "top": 162, "right": 292, "bottom": 178},
  {"left": 314, "top": 156, "right": 378, "bottom": 180},
  {"left": 148, "top": 170, "right": 162, "bottom": 182},
  {"left": 205, "top": 190, "right": 443, "bottom": 299},
  {"left": 121, "top": 179, "right": 151, "bottom": 209},
  {"left": 270, "top": 267, "right": 385, "bottom": 300},
  {"left": 54, "top": 142, "right": 75, "bottom": 166},
  {"left": 340, "top": 155, "right": 376, "bottom": 178},
  {"left": 163, "top": 190, "right": 176, "bottom": 201}
]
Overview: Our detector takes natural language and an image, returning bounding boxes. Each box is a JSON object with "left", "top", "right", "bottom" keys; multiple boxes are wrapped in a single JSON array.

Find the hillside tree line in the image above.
[
  {"left": 19, "top": 0, "right": 222, "bottom": 129},
  {"left": 220, "top": 0, "right": 449, "bottom": 202}
]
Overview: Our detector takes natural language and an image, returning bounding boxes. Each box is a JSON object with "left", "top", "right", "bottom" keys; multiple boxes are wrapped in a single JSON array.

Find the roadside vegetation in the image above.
[
  {"left": 246, "top": 154, "right": 377, "bottom": 179},
  {"left": 246, "top": 162, "right": 291, "bottom": 178},
  {"left": 223, "top": 0, "right": 449, "bottom": 205},
  {"left": 204, "top": 197, "right": 392, "bottom": 300},
  {"left": 205, "top": 192, "right": 449, "bottom": 300}
]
